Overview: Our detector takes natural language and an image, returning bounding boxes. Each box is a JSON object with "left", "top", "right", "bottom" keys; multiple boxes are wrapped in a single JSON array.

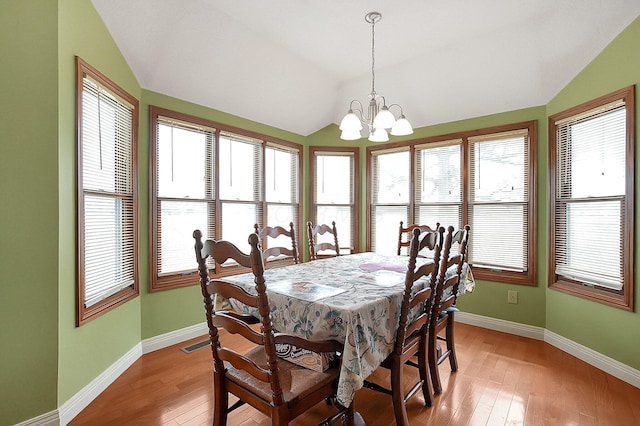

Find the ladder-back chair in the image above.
[
  {"left": 428, "top": 225, "right": 470, "bottom": 395},
  {"left": 193, "top": 230, "right": 356, "bottom": 425},
  {"left": 307, "top": 221, "right": 340, "bottom": 260},
  {"left": 363, "top": 226, "right": 445, "bottom": 426},
  {"left": 254, "top": 222, "right": 299, "bottom": 266}
]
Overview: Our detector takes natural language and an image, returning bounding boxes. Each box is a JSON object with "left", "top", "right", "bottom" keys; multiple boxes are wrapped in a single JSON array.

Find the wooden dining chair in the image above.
[
  {"left": 428, "top": 225, "right": 470, "bottom": 395},
  {"left": 253, "top": 222, "right": 299, "bottom": 266},
  {"left": 307, "top": 221, "right": 340, "bottom": 260},
  {"left": 363, "top": 226, "right": 444, "bottom": 426},
  {"left": 397, "top": 221, "right": 440, "bottom": 256},
  {"left": 193, "top": 230, "right": 357, "bottom": 426}
]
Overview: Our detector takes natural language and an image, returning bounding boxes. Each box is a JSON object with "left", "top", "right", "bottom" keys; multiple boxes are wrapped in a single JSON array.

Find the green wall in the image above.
[
  {"left": 545, "top": 15, "right": 640, "bottom": 369},
  {"left": 56, "top": 0, "right": 143, "bottom": 407},
  {"left": 0, "top": 1, "right": 59, "bottom": 424},
  {"left": 1, "top": 1, "right": 639, "bottom": 424}
]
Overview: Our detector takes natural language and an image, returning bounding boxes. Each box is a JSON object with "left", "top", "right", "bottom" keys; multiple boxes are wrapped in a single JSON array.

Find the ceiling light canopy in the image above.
[{"left": 340, "top": 12, "right": 413, "bottom": 142}]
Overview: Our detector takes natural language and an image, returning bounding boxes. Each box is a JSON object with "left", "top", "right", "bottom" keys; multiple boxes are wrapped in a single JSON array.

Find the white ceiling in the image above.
[{"left": 91, "top": 0, "right": 640, "bottom": 136}]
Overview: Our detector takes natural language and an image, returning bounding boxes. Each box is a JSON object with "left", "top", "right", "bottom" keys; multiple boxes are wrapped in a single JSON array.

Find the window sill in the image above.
[{"left": 549, "top": 278, "right": 632, "bottom": 311}]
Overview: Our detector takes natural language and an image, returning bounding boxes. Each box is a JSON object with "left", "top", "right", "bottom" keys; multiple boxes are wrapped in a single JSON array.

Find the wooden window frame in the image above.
[
  {"left": 367, "top": 120, "right": 537, "bottom": 286},
  {"left": 548, "top": 86, "right": 635, "bottom": 310},
  {"left": 149, "top": 106, "right": 303, "bottom": 291},
  {"left": 76, "top": 57, "right": 139, "bottom": 325}
]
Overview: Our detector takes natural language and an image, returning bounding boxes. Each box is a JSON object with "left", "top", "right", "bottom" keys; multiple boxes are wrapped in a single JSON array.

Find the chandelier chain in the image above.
[{"left": 371, "top": 16, "right": 376, "bottom": 95}]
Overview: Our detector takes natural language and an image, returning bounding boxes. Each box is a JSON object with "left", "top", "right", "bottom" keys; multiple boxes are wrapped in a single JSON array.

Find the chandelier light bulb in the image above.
[
  {"left": 369, "top": 127, "right": 389, "bottom": 142},
  {"left": 372, "top": 106, "right": 396, "bottom": 129},
  {"left": 390, "top": 115, "right": 414, "bottom": 136},
  {"left": 339, "top": 110, "right": 363, "bottom": 131},
  {"left": 341, "top": 130, "right": 362, "bottom": 140}
]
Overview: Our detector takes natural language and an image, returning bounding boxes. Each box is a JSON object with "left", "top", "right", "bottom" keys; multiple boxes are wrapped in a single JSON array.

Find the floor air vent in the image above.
[{"left": 181, "top": 340, "right": 210, "bottom": 354}]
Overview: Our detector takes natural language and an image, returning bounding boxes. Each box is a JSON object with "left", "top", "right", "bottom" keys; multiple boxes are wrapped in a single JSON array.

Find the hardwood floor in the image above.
[{"left": 69, "top": 323, "right": 640, "bottom": 425}]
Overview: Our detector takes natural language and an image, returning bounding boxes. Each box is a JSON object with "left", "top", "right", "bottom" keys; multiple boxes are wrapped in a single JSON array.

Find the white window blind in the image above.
[
  {"left": 468, "top": 129, "right": 529, "bottom": 272},
  {"left": 555, "top": 103, "right": 626, "bottom": 290},
  {"left": 80, "top": 76, "right": 136, "bottom": 307},
  {"left": 371, "top": 149, "right": 410, "bottom": 254}
]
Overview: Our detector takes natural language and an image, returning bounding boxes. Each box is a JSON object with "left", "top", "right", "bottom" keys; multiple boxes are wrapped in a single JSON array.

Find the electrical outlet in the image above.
[{"left": 508, "top": 290, "right": 518, "bottom": 304}]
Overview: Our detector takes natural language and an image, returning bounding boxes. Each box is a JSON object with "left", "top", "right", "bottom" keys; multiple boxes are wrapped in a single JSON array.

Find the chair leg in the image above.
[
  {"left": 271, "top": 406, "right": 288, "bottom": 426},
  {"left": 342, "top": 402, "right": 363, "bottom": 426},
  {"left": 446, "top": 312, "right": 458, "bottom": 372},
  {"left": 213, "top": 372, "right": 228, "bottom": 426},
  {"left": 390, "top": 360, "right": 410, "bottom": 426},
  {"left": 419, "top": 336, "right": 434, "bottom": 407},
  {"left": 428, "top": 328, "right": 443, "bottom": 395}
]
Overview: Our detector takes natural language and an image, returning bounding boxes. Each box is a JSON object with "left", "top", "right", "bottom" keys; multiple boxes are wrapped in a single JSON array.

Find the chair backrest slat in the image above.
[
  {"left": 212, "top": 314, "right": 264, "bottom": 345},
  {"left": 209, "top": 280, "right": 260, "bottom": 307},
  {"left": 217, "top": 348, "right": 271, "bottom": 382}
]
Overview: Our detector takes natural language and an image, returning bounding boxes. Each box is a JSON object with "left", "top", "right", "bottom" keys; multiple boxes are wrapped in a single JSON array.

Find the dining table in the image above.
[{"left": 222, "top": 252, "right": 474, "bottom": 408}]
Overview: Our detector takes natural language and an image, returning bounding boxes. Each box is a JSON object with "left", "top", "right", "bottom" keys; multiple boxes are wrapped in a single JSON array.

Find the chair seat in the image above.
[
  {"left": 226, "top": 346, "right": 341, "bottom": 405},
  {"left": 438, "top": 305, "right": 459, "bottom": 320}
]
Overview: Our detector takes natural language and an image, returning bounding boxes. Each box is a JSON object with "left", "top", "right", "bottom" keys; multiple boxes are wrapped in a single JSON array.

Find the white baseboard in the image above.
[
  {"left": 15, "top": 410, "right": 59, "bottom": 426},
  {"left": 456, "top": 311, "right": 545, "bottom": 340},
  {"left": 141, "top": 321, "right": 208, "bottom": 354},
  {"left": 456, "top": 312, "right": 640, "bottom": 390}
]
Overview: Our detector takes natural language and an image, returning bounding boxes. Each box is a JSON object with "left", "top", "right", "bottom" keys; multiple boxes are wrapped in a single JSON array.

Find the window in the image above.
[
  {"left": 150, "top": 107, "right": 301, "bottom": 290},
  {"left": 151, "top": 111, "right": 214, "bottom": 289},
  {"left": 415, "top": 140, "right": 463, "bottom": 238},
  {"left": 468, "top": 129, "right": 531, "bottom": 279},
  {"left": 219, "top": 133, "right": 262, "bottom": 252},
  {"left": 548, "top": 86, "right": 634, "bottom": 310},
  {"left": 76, "top": 57, "right": 139, "bottom": 325},
  {"left": 370, "top": 148, "right": 410, "bottom": 255},
  {"left": 310, "top": 147, "right": 359, "bottom": 255},
  {"left": 265, "top": 143, "right": 300, "bottom": 255},
  {"left": 368, "top": 121, "right": 537, "bottom": 285}
]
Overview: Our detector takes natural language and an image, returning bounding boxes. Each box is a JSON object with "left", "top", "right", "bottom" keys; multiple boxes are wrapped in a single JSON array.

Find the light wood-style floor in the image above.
[{"left": 69, "top": 323, "right": 640, "bottom": 425}]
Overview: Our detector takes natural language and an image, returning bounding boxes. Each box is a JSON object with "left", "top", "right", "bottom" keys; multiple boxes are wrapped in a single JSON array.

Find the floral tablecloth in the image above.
[{"left": 223, "top": 252, "right": 474, "bottom": 407}]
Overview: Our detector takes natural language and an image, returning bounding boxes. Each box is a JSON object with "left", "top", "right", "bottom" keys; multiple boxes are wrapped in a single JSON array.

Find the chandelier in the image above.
[{"left": 339, "top": 12, "right": 413, "bottom": 142}]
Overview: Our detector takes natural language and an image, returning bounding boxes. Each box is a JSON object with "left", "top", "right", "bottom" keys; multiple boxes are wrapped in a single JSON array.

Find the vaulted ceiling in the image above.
[{"left": 91, "top": 0, "right": 640, "bottom": 136}]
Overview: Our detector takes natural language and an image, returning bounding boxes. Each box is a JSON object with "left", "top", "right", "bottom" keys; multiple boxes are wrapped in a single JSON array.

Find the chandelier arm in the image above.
[
  {"left": 349, "top": 99, "right": 364, "bottom": 114},
  {"left": 387, "top": 103, "right": 405, "bottom": 115}
]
